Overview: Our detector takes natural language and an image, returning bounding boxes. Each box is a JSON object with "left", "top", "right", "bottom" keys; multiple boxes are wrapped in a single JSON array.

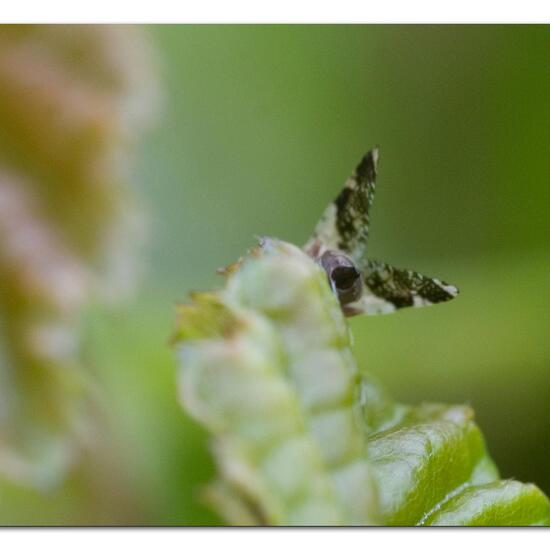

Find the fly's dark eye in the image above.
[
  {"left": 319, "top": 251, "right": 363, "bottom": 306},
  {"left": 332, "top": 265, "right": 360, "bottom": 291}
]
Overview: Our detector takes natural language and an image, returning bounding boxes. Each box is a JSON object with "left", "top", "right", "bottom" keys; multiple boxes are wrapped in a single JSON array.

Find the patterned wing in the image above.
[
  {"left": 344, "top": 260, "right": 459, "bottom": 316},
  {"left": 304, "top": 147, "right": 378, "bottom": 266}
]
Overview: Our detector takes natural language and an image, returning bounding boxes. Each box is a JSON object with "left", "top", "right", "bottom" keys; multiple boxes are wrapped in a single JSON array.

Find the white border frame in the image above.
[{"left": 1, "top": 0, "right": 550, "bottom": 23}]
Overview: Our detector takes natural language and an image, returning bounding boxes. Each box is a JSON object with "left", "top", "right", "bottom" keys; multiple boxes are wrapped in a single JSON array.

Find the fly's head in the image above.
[{"left": 319, "top": 250, "right": 363, "bottom": 307}]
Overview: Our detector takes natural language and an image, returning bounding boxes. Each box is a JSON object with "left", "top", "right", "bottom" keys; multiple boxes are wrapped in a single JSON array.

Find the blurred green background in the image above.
[{"left": 1, "top": 25, "right": 549, "bottom": 524}]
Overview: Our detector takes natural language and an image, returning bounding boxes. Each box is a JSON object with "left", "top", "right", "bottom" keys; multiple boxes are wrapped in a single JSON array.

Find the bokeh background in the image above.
[{"left": 0, "top": 25, "right": 549, "bottom": 524}]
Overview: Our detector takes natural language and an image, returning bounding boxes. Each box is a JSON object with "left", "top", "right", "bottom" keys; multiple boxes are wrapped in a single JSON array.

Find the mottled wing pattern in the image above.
[
  {"left": 304, "top": 147, "right": 379, "bottom": 266},
  {"left": 345, "top": 260, "right": 459, "bottom": 316},
  {"left": 304, "top": 146, "right": 459, "bottom": 316}
]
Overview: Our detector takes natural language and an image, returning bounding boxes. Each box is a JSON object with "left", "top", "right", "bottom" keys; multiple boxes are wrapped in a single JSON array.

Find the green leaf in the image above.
[
  {"left": 173, "top": 238, "right": 550, "bottom": 526},
  {"left": 421, "top": 481, "right": 550, "bottom": 526}
]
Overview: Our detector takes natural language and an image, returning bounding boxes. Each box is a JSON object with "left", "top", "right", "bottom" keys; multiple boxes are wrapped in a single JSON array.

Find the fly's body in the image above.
[{"left": 304, "top": 147, "right": 458, "bottom": 316}]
